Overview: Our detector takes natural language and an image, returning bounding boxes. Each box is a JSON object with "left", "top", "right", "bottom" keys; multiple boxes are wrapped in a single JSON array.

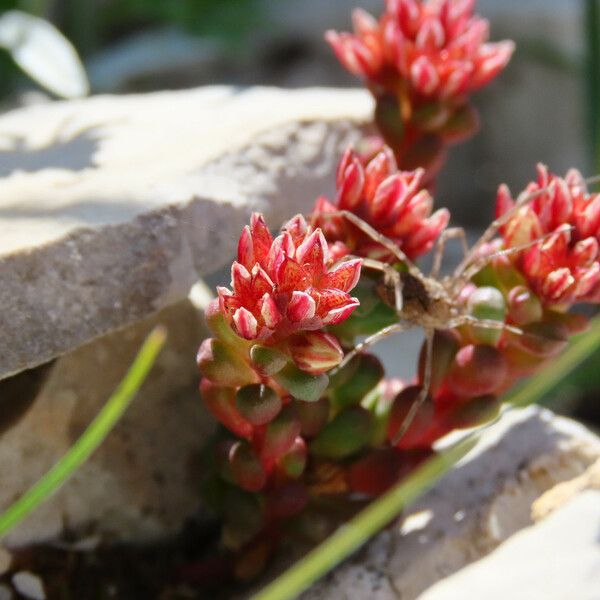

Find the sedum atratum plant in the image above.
[{"left": 197, "top": 0, "right": 600, "bottom": 580}]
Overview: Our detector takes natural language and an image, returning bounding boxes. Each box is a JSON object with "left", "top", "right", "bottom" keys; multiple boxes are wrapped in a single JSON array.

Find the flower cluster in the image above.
[
  {"left": 312, "top": 145, "right": 449, "bottom": 261},
  {"left": 218, "top": 213, "right": 361, "bottom": 340},
  {"left": 384, "top": 167, "right": 599, "bottom": 450},
  {"left": 497, "top": 164, "right": 600, "bottom": 306},
  {"left": 326, "top": 0, "right": 514, "bottom": 179},
  {"left": 198, "top": 213, "right": 377, "bottom": 578},
  {"left": 327, "top": 0, "right": 514, "bottom": 101},
  {"left": 191, "top": 2, "right": 599, "bottom": 585}
]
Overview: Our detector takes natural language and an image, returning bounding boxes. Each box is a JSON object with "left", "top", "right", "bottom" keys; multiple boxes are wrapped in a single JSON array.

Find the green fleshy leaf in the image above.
[
  {"left": 197, "top": 338, "right": 257, "bottom": 387},
  {"left": 329, "top": 354, "right": 384, "bottom": 410},
  {"left": 236, "top": 384, "right": 282, "bottom": 426},
  {"left": 274, "top": 363, "right": 329, "bottom": 402},
  {"left": 250, "top": 344, "right": 289, "bottom": 376},
  {"left": 310, "top": 407, "right": 373, "bottom": 459}
]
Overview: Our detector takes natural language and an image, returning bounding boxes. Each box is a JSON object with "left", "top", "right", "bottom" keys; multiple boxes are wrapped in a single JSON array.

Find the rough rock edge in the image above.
[
  {"left": 0, "top": 94, "right": 371, "bottom": 381},
  {"left": 531, "top": 456, "right": 600, "bottom": 521},
  {"left": 295, "top": 408, "right": 600, "bottom": 600}
]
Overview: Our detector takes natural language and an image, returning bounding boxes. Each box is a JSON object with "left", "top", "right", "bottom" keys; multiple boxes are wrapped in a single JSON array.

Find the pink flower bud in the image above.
[
  {"left": 312, "top": 145, "right": 447, "bottom": 261},
  {"left": 507, "top": 286, "right": 543, "bottom": 325},
  {"left": 288, "top": 332, "right": 344, "bottom": 374}
]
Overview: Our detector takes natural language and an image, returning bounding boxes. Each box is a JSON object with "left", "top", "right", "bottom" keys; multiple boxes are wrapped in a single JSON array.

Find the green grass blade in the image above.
[
  {"left": 505, "top": 314, "right": 600, "bottom": 408},
  {"left": 0, "top": 326, "right": 167, "bottom": 539},
  {"left": 252, "top": 437, "right": 477, "bottom": 600},
  {"left": 253, "top": 314, "right": 600, "bottom": 600}
]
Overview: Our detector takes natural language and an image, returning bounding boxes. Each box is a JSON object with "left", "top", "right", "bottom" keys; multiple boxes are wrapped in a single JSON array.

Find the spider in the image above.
[{"left": 313, "top": 173, "right": 600, "bottom": 445}]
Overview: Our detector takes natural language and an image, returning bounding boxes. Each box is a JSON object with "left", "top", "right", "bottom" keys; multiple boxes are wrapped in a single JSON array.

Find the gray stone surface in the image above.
[
  {"left": 419, "top": 490, "right": 600, "bottom": 600},
  {"left": 0, "top": 86, "right": 372, "bottom": 380},
  {"left": 0, "top": 297, "right": 216, "bottom": 548},
  {"left": 297, "top": 407, "right": 600, "bottom": 600}
]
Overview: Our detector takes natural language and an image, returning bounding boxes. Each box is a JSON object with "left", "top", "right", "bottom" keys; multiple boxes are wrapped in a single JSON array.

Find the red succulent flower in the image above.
[
  {"left": 497, "top": 164, "right": 600, "bottom": 306},
  {"left": 312, "top": 145, "right": 449, "bottom": 261},
  {"left": 326, "top": 0, "right": 514, "bottom": 102},
  {"left": 217, "top": 213, "right": 361, "bottom": 340}
]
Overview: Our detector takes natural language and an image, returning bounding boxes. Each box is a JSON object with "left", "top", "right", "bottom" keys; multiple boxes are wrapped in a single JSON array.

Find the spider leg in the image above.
[
  {"left": 311, "top": 209, "right": 421, "bottom": 276},
  {"left": 331, "top": 322, "right": 411, "bottom": 374},
  {"left": 391, "top": 327, "right": 434, "bottom": 446},
  {"left": 430, "top": 227, "right": 469, "bottom": 279},
  {"left": 453, "top": 171, "right": 600, "bottom": 280},
  {"left": 448, "top": 315, "right": 524, "bottom": 337},
  {"left": 361, "top": 257, "right": 404, "bottom": 314}
]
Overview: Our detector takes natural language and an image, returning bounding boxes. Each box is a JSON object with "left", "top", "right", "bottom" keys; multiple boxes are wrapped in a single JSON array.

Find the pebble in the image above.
[{"left": 11, "top": 572, "right": 46, "bottom": 600}]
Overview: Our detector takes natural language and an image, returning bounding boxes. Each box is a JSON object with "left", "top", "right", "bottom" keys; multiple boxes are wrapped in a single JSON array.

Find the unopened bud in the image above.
[
  {"left": 507, "top": 286, "right": 543, "bottom": 325},
  {"left": 288, "top": 332, "right": 344, "bottom": 375}
]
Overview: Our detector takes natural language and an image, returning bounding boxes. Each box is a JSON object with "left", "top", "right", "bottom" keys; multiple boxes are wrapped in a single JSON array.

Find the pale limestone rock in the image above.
[
  {"left": 298, "top": 408, "right": 600, "bottom": 600},
  {"left": 0, "top": 298, "right": 215, "bottom": 548},
  {"left": 419, "top": 491, "right": 600, "bottom": 600},
  {"left": 532, "top": 457, "right": 600, "bottom": 521},
  {"left": 0, "top": 86, "right": 372, "bottom": 380}
]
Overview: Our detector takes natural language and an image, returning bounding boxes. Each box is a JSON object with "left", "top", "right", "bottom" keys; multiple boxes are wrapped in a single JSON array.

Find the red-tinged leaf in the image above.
[
  {"left": 229, "top": 441, "right": 266, "bottom": 492},
  {"left": 200, "top": 380, "right": 253, "bottom": 439}
]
